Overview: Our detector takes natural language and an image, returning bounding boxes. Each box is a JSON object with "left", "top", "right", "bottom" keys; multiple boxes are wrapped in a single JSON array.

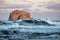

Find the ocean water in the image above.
[{"left": 0, "top": 20, "right": 60, "bottom": 40}]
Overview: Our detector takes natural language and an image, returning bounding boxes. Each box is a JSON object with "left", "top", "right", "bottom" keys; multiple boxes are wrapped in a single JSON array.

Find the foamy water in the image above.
[{"left": 0, "top": 20, "right": 60, "bottom": 40}]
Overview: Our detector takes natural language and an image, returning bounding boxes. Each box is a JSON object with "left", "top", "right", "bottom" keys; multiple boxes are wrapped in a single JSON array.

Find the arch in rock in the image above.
[{"left": 9, "top": 10, "right": 32, "bottom": 21}]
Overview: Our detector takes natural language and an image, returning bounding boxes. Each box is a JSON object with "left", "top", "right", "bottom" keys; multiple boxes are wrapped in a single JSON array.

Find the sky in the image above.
[{"left": 0, "top": 0, "right": 60, "bottom": 20}]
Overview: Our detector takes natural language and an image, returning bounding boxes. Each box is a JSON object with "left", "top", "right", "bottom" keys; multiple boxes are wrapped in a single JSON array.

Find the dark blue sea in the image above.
[{"left": 0, "top": 20, "right": 60, "bottom": 40}]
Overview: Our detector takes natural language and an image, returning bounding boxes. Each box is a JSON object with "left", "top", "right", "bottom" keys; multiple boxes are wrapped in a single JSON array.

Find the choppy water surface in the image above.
[{"left": 0, "top": 20, "right": 60, "bottom": 40}]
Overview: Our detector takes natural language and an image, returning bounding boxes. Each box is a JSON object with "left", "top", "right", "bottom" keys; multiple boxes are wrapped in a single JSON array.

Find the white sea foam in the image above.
[{"left": 0, "top": 20, "right": 60, "bottom": 33}]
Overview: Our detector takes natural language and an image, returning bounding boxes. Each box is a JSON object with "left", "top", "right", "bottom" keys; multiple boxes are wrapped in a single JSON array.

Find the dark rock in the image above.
[
  {"left": 0, "top": 21, "right": 7, "bottom": 25},
  {"left": 22, "top": 20, "right": 51, "bottom": 25}
]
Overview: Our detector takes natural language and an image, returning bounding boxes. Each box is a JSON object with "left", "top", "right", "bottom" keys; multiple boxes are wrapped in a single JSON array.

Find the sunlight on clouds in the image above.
[
  {"left": 5, "top": 0, "right": 23, "bottom": 4},
  {"left": 5, "top": 0, "right": 32, "bottom": 4},
  {"left": 27, "top": 0, "right": 60, "bottom": 12},
  {"left": 0, "top": 0, "right": 60, "bottom": 12},
  {"left": 26, "top": 0, "right": 60, "bottom": 3},
  {"left": 3, "top": 0, "right": 60, "bottom": 4},
  {"left": 28, "top": 6, "right": 56, "bottom": 12}
]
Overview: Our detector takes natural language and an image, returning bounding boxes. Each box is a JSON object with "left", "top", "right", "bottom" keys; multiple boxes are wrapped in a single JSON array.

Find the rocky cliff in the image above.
[{"left": 9, "top": 10, "right": 32, "bottom": 21}]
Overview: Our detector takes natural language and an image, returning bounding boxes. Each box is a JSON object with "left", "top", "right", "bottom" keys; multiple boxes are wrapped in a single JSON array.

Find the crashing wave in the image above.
[{"left": 0, "top": 19, "right": 55, "bottom": 26}]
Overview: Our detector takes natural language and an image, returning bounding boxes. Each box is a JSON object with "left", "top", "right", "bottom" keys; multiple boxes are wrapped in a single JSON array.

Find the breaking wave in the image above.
[{"left": 0, "top": 19, "right": 60, "bottom": 40}]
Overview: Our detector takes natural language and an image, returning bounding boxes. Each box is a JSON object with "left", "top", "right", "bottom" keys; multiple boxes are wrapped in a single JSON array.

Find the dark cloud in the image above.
[{"left": 45, "top": 2, "right": 60, "bottom": 10}]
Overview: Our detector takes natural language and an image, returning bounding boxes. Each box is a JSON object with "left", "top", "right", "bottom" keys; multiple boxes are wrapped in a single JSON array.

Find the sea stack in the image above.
[{"left": 9, "top": 10, "right": 32, "bottom": 21}]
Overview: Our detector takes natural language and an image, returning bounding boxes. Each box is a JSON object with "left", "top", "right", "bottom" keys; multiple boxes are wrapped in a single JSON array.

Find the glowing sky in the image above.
[
  {"left": 1, "top": 0, "right": 59, "bottom": 11},
  {"left": 0, "top": 0, "right": 60, "bottom": 20},
  {"left": 3, "top": 0, "right": 60, "bottom": 4}
]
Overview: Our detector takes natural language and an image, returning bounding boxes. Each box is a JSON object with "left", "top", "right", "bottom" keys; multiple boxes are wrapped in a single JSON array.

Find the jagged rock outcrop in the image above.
[{"left": 9, "top": 10, "right": 32, "bottom": 21}]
